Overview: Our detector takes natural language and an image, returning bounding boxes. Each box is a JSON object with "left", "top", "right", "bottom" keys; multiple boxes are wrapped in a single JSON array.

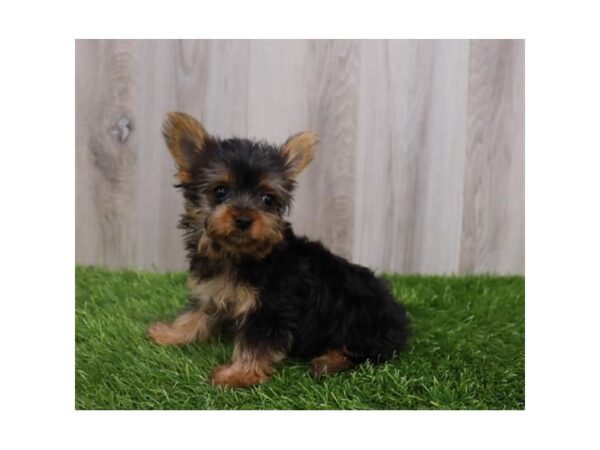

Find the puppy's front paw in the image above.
[
  {"left": 210, "top": 364, "right": 268, "bottom": 389},
  {"left": 210, "top": 365, "right": 232, "bottom": 386},
  {"left": 147, "top": 322, "right": 178, "bottom": 345}
]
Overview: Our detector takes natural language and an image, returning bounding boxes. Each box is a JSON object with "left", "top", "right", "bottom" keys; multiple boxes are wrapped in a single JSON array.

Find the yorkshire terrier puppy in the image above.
[{"left": 148, "top": 112, "right": 410, "bottom": 388}]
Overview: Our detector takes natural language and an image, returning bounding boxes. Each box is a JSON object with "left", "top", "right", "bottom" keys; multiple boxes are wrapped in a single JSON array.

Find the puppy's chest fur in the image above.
[{"left": 187, "top": 269, "right": 258, "bottom": 319}]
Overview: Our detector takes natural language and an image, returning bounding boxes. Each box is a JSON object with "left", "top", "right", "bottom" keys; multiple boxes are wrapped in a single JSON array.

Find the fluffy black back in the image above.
[{"left": 236, "top": 226, "right": 411, "bottom": 363}]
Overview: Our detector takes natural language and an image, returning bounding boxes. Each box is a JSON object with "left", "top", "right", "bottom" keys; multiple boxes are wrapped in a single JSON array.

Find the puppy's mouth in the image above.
[
  {"left": 206, "top": 230, "right": 276, "bottom": 261},
  {"left": 217, "top": 230, "right": 255, "bottom": 247}
]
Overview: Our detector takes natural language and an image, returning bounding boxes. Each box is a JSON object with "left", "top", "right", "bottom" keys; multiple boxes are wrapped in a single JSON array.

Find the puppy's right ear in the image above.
[{"left": 162, "top": 112, "right": 212, "bottom": 182}]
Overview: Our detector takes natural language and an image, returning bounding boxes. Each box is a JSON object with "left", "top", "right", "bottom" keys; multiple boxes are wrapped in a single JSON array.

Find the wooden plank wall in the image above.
[{"left": 75, "top": 39, "right": 524, "bottom": 274}]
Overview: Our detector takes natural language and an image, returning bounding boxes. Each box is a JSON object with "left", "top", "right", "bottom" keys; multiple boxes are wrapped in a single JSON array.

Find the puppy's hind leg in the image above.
[
  {"left": 148, "top": 305, "right": 214, "bottom": 346},
  {"left": 309, "top": 349, "right": 354, "bottom": 378}
]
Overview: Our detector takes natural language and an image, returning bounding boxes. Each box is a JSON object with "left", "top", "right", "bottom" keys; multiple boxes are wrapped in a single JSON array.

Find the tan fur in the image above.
[
  {"left": 148, "top": 307, "right": 213, "bottom": 346},
  {"left": 310, "top": 349, "right": 353, "bottom": 378},
  {"left": 188, "top": 273, "right": 258, "bottom": 319},
  {"left": 211, "top": 341, "right": 286, "bottom": 388},
  {"left": 185, "top": 202, "right": 205, "bottom": 223},
  {"left": 281, "top": 131, "right": 318, "bottom": 177},
  {"left": 148, "top": 271, "right": 257, "bottom": 345},
  {"left": 206, "top": 204, "right": 237, "bottom": 239},
  {"left": 162, "top": 112, "right": 211, "bottom": 182},
  {"left": 248, "top": 211, "right": 283, "bottom": 245},
  {"left": 197, "top": 232, "right": 218, "bottom": 259},
  {"left": 203, "top": 205, "right": 283, "bottom": 260}
]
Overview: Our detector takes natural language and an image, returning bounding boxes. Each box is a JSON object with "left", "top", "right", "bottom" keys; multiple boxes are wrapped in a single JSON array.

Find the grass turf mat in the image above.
[{"left": 75, "top": 266, "right": 524, "bottom": 410}]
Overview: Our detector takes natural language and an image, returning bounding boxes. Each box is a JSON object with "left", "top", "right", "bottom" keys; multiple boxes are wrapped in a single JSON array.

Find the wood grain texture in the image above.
[
  {"left": 246, "top": 40, "right": 310, "bottom": 143},
  {"left": 76, "top": 40, "right": 139, "bottom": 268},
  {"left": 291, "top": 40, "right": 360, "bottom": 260},
  {"left": 75, "top": 39, "right": 525, "bottom": 274},
  {"left": 134, "top": 39, "right": 208, "bottom": 271},
  {"left": 460, "top": 40, "right": 525, "bottom": 274},
  {"left": 354, "top": 40, "right": 470, "bottom": 273}
]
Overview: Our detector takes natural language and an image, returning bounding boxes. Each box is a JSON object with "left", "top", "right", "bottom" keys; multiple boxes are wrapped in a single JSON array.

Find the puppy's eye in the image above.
[
  {"left": 213, "top": 186, "right": 229, "bottom": 201},
  {"left": 261, "top": 193, "right": 276, "bottom": 207}
]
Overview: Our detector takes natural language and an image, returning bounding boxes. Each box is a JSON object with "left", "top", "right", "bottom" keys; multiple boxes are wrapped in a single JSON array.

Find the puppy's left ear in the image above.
[{"left": 281, "top": 131, "right": 318, "bottom": 178}]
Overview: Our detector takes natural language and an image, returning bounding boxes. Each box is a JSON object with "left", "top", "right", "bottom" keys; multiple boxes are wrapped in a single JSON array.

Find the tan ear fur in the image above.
[
  {"left": 162, "top": 112, "right": 210, "bottom": 182},
  {"left": 280, "top": 131, "right": 318, "bottom": 177}
]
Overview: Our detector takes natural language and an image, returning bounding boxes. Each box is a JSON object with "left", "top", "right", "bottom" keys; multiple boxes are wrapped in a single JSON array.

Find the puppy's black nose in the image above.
[{"left": 234, "top": 215, "right": 253, "bottom": 230}]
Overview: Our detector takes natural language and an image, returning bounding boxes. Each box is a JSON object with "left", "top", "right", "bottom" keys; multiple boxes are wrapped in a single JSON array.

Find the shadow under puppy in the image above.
[{"left": 148, "top": 112, "right": 411, "bottom": 388}]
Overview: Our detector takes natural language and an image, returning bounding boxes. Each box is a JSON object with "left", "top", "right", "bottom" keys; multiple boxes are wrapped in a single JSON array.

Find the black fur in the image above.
[
  {"left": 235, "top": 225, "right": 411, "bottom": 364},
  {"left": 156, "top": 112, "right": 411, "bottom": 381}
]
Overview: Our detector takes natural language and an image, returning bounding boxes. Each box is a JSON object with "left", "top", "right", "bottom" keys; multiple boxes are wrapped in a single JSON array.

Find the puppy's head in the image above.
[{"left": 163, "top": 112, "right": 318, "bottom": 259}]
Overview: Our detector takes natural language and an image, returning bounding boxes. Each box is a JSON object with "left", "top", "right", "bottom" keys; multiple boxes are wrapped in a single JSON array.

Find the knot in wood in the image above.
[{"left": 110, "top": 115, "right": 132, "bottom": 143}]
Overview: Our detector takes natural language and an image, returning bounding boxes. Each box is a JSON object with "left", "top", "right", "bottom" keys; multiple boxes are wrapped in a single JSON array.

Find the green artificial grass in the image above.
[{"left": 75, "top": 266, "right": 524, "bottom": 410}]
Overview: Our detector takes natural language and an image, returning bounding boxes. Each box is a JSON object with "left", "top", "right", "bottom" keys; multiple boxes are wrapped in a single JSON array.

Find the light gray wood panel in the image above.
[
  {"left": 75, "top": 40, "right": 100, "bottom": 266},
  {"left": 75, "top": 39, "right": 525, "bottom": 274},
  {"left": 202, "top": 40, "right": 250, "bottom": 137},
  {"left": 76, "top": 40, "right": 140, "bottom": 268},
  {"left": 460, "top": 40, "right": 525, "bottom": 274},
  {"left": 409, "top": 40, "right": 470, "bottom": 273},
  {"left": 353, "top": 40, "right": 470, "bottom": 273},
  {"left": 352, "top": 40, "right": 395, "bottom": 272},
  {"left": 290, "top": 40, "right": 360, "bottom": 260},
  {"left": 246, "top": 40, "right": 310, "bottom": 143},
  {"left": 134, "top": 39, "right": 209, "bottom": 271}
]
